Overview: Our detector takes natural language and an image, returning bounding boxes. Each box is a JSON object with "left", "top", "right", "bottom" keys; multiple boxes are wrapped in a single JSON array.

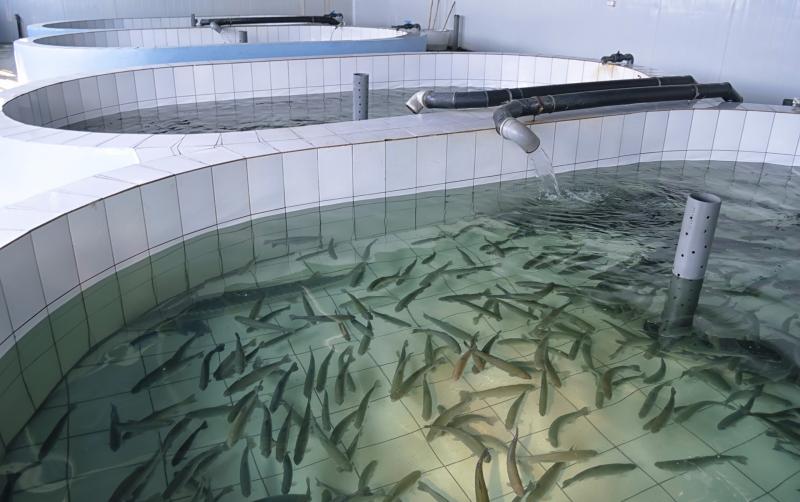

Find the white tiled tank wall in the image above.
[{"left": 2, "top": 53, "right": 646, "bottom": 128}]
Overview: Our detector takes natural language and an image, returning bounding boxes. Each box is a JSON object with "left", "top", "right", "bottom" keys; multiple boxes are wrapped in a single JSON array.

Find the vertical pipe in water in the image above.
[
  {"left": 353, "top": 73, "right": 369, "bottom": 121},
  {"left": 660, "top": 192, "right": 721, "bottom": 331},
  {"left": 237, "top": 30, "right": 248, "bottom": 43},
  {"left": 451, "top": 14, "right": 462, "bottom": 50}
]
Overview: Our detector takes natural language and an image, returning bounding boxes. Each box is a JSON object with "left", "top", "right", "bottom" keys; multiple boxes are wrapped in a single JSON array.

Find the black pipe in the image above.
[
  {"left": 601, "top": 51, "right": 634, "bottom": 65},
  {"left": 198, "top": 15, "right": 341, "bottom": 27},
  {"left": 412, "top": 75, "right": 696, "bottom": 112},
  {"left": 494, "top": 82, "right": 743, "bottom": 153},
  {"left": 14, "top": 14, "right": 23, "bottom": 38},
  {"left": 391, "top": 22, "right": 421, "bottom": 31}
]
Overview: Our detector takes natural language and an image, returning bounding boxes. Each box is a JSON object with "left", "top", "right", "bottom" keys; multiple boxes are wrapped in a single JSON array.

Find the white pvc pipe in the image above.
[
  {"left": 353, "top": 73, "right": 369, "bottom": 121},
  {"left": 672, "top": 192, "right": 721, "bottom": 280}
]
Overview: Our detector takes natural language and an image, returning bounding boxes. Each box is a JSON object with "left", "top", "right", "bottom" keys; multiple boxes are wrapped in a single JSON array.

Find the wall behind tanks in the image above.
[
  {"left": 0, "top": 0, "right": 350, "bottom": 42},
  {"left": 353, "top": 0, "right": 800, "bottom": 105}
]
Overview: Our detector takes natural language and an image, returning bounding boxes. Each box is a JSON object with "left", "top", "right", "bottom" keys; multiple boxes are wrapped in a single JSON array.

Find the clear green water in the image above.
[
  {"left": 1, "top": 160, "right": 799, "bottom": 502},
  {"left": 62, "top": 87, "right": 469, "bottom": 134}
]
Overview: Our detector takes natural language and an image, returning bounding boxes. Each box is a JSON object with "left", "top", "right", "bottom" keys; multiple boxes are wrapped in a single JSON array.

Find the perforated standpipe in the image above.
[
  {"left": 660, "top": 192, "right": 721, "bottom": 331},
  {"left": 672, "top": 192, "right": 721, "bottom": 280},
  {"left": 353, "top": 73, "right": 369, "bottom": 121}
]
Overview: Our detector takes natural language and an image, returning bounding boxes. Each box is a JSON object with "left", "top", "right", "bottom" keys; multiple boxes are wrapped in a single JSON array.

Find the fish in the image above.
[
  {"left": 316, "top": 346, "right": 335, "bottom": 392},
  {"left": 360, "top": 460, "right": 379, "bottom": 492},
  {"left": 270, "top": 362, "right": 299, "bottom": 412},
  {"left": 131, "top": 336, "right": 202, "bottom": 393},
  {"left": 674, "top": 400, "right": 724, "bottom": 423},
  {"left": 344, "top": 292, "right": 373, "bottom": 321},
  {"left": 200, "top": 344, "right": 225, "bottom": 390},
  {"left": 683, "top": 367, "right": 732, "bottom": 392},
  {"left": 548, "top": 407, "right": 590, "bottom": 447},
  {"left": 228, "top": 388, "right": 260, "bottom": 447},
  {"left": 562, "top": 463, "right": 638, "bottom": 488},
  {"left": 385, "top": 470, "right": 422, "bottom": 501},
  {"left": 448, "top": 414, "right": 498, "bottom": 428},
  {"left": 163, "top": 444, "right": 226, "bottom": 499},
  {"left": 163, "top": 417, "right": 192, "bottom": 451},
  {"left": 420, "top": 260, "right": 453, "bottom": 287},
  {"left": 427, "top": 398, "right": 474, "bottom": 441},
  {"left": 241, "top": 440, "right": 253, "bottom": 497},
  {"left": 395, "top": 259, "right": 418, "bottom": 286},
  {"left": 355, "top": 382, "right": 379, "bottom": 428},
  {"left": 507, "top": 429, "right": 525, "bottom": 496},
  {"left": 528, "top": 462, "right": 564, "bottom": 500},
  {"left": 413, "top": 328, "right": 460, "bottom": 353},
  {"left": 320, "top": 390, "right": 333, "bottom": 431},
  {"left": 109, "top": 404, "right": 121, "bottom": 451},
  {"left": 395, "top": 284, "right": 430, "bottom": 312},
  {"left": 346, "top": 430, "right": 362, "bottom": 459},
  {"left": 331, "top": 408, "right": 360, "bottom": 446},
  {"left": 427, "top": 426, "right": 488, "bottom": 458},
  {"left": 472, "top": 350, "right": 531, "bottom": 380},
  {"left": 276, "top": 409, "right": 292, "bottom": 460},
  {"left": 303, "top": 349, "right": 316, "bottom": 399},
  {"left": 260, "top": 406, "right": 272, "bottom": 458},
  {"left": 449, "top": 298, "right": 502, "bottom": 321},
  {"left": 234, "top": 316, "right": 285, "bottom": 331},
  {"left": 453, "top": 347, "right": 474, "bottom": 381},
  {"left": 213, "top": 339, "right": 257, "bottom": 381},
  {"left": 425, "top": 336, "right": 436, "bottom": 366},
  {"left": 475, "top": 449, "right": 491, "bottom": 502},
  {"left": 335, "top": 354, "right": 355, "bottom": 405},
  {"left": 234, "top": 333, "right": 246, "bottom": 375},
  {"left": 422, "top": 251, "right": 436, "bottom": 264},
  {"left": 355, "top": 321, "right": 374, "bottom": 355},
  {"left": 539, "top": 368, "right": 549, "bottom": 416},
  {"left": 246, "top": 306, "right": 292, "bottom": 333},
  {"left": 639, "top": 382, "right": 669, "bottom": 419},
  {"left": 718, "top": 389, "right": 760, "bottom": 430},
  {"left": 350, "top": 261, "right": 367, "bottom": 287},
  {"left": 311, "top": 417, "right": 353, "bottom": 472},
  {"left": 108, "top": 447, "right": 164, "bottom": 502},
  {"left": 229, "top": 388, "right": 259, "bottom": 423},
  {"left": 417, "top": 481, "right": 450, "bottom": 502},
  {"left": 294, "top": 399, "right": 312, "bottom": 465},
  {"left": 422, "top": 375, "right": 433, "bottom": 421},
  {"left": 520, "top": 449, "right": 598, "bottom": 463},
  {"left": 368, "top": 268, "right": 403, "bottom": 291},
  {"left": 643, "top": 387, "right": 676, "bottom": 433},
  {"left": 224, "top": 355, "right": 291, "bottom": 396},
  {"left": 371, "top": 309, "right": 412, "bottom": 328},
  {"left": 726, "top": 389, "right": 791, "bottom": 408},
  {"left": 186, "top": 404, "right": 235, "bottom": 420},
  {"left": 290, "top": 313, "right": 355, "bottom": 323},
  {"left": 458, "top": 384, "right": 536, "bottom": 402},
  {"left": 505, "top": 392, "right": 529, "bottom": 431},
  {"left": 38, "top": 405, "right": 73, "bottom": 461},
  {"left": 655, "top": 454, "right": 747, "bottom": 472},
  {"left": 423, "top": 314, "right": 474, "bottom": 342},
  {"left": 601, "top": 364, "right": 640, "bottom": 399},
  {"left": 173, "top": 420, "right": 208, "bottom": 466},
  {"left": 643, "top": 358, "right": 666, "bottom": 384},
  {"left": 458, "top": 248, "right": 477, "bottom": 267},
  {"left": 282, "top": 454, "right": 293, "bottom": 494},
  {"left": 543, "top": 349, "right": 562, "bottom": 388}
]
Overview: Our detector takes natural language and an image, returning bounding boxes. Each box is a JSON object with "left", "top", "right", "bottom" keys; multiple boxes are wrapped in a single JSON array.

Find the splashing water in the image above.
[{"left": 527, "top": 148, "right": 561, "bottom": 198}]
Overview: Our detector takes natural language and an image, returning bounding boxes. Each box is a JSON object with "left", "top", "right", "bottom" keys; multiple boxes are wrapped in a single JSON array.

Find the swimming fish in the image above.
[
  {"left": 385, "top": 470, "right": 422, "bottom": 501},
  {"left": 260, "top": 406, "right": 272, "bottom": 458},
  {"left": 562, "top": 463, "right": 638, "bottom": 488},
  {"left": 643, "top": 387, "right": 676, "bottom": 433},
  {"left": 199, "top": 344, "right": 225, "bottom": 390},
  {"left": 639, "top": 382, "right": 669, "bottom": 419},
  {"left": 276, "top": 409, "right": 293, "bottom": 461},
  {"left": 240, "top": 440, "right": 253, "bottom": 497},
  {"left": 282, "top": 454, "right": 293, "bottom": 494},
  {"left": 395, "top": 259, "right": 418, "bottom": 286},
  {"left": 475, "top": 450, "right": 491, "bottom": 502},
  {"left": 505, "top": 392, "right": 529, "bottom": 431},
  {"left": 172, "top": 420, "right": 208, "bottom": 466},
  {"left": 294, "top": 399, "right": 312, "bottom": 465},
  {"left": 643, "top": 358, "right": 666, "bottom": 384},
  {"left": 224, "top": 355, "right": 291, "bottom": 396},
  {"left": 529, "top": 461, "right": 565, "bottom": 499},
  {"left": 395, "top": 284, "right": 430, "bottom": 312},
  {"left": 131, "top": 335, "right": 202, "bottom": 393},
  {"left": 520, "top": 450, "right": 598, "bottom": 463},
  {"left": 507, "top": 429, "right": 525, "bottom": 496},
  {"left": 270, "top": 362, "right": 299, "bottom": 412},
  {"left": 322, "top": 391, "right": 332, "bottom": 431},
  {"left": 38, "top": 405, "right": 73, "bottom": 461},
  {"left": 548, "top": 407, "right": 589, "bottom": 447},
  {"left": 316, "top": 346, "right": 335, "bottom": 392},
  {"left": 655, "top": 454, "right": 747, "bottom": 472},
  {"left": 427, "top": 398, "right": 474, "bottom": 441},
  {"left": 371, "top": 309, "right": 412, "bottom": 328},
  {"left": 458, "top": 384, "right": 536, "bottom": 402},
  {"left": 304, "top": 349, "right": 316, "bottom": 398},
  {"left": 472, "top": 350, "right": 531, "bottom": 380},
  {"left": 422, "top": 375, "right": 433, "bottom": 421},
  {"left": 355, "top": 381, "right": 379, "bottom": 428}
]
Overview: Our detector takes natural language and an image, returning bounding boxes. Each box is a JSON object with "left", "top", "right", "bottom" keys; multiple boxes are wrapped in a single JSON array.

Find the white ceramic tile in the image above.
[
  {"left": 176, "top": 168, "right": 216, "bottom": 233},
  {"left": 104, "top": 187, "right": 148, "bottom": 263},
  {"left": 172, "top": 66, "right": 195, "bottom": 97},
  {"left": 0, "top": 235, "right": 45, "bottom": 329},
  {"left": 619, "top": 113, "right": 646, "bottom": 156},
  {"left": 340, "top": 57, "right": 356, "bottom": 87},
  {"left": 687, "top": 110, "right": 720, "bottom": 151},
  {"left": 663, "top": 110, "right": 693, "bottom": 151},
  {"left": 78, "top": 77, "right": 101, "bottom": 113},
  {"left": 404, "top": 54, "right": 420, "bottom": 80},
  {"left": 68, "top": 201, "right": 114, "bottom": 283},
  {"left": 353, "top": 142, "right": 386, "bottom": 196},
  {"left": 323, "top": 58, "right": 340, "bottom": 87},
  {"left": 388, "top": 54, "right": 404, "bottom": 82},
  {"left": 445, "top": 132, "right": 476, "bottom": 182},
  {"left": 518, "top": 56, "right": 535, "bottom": 84},
  {"left": 318, "top": 145, "right": 353, "bottom": 201},
  {"left": 193, "top": 65, "right": 214, "bottom": 95},
  {"left": 502, "top": 137, "right": 528, "bottom": 173},
  {"left": 553, "top": 120, "right": 580, "bottom": 166},
  {"left": 270, "top": 60, "right": 290, "bottom": 90},
  {"left": 576, "top": 117, "right": 603, "bottom": 163},
  {"left": 417, "top": 135, "right": 447, "bottom": 187},
  {"left": 133, "top": 69, "right": 156, "bottom": 103},
  {"left": 140, "top": 177, "right": 182, "bottom": 247},
  {"left": 282, "top": 149, "right": 319, "bottom": 207},
  {"left": 386, "top": 138, "right": 417, "bottom": 191},
  {"left": 712, "top": 109, "right": 746, "bottom": 151},
  {"left": 566, "top": 58, "right": 584, "bottom": 83},
  {"left": 641, "top": 111, "right": 669, "bottom": 153},
  {"left": 598, "top": 115, "right": 624, "bottom": 159},
  {"left": 451, "top": 53, "right": 469, "bottom": 81},
  {"left": 305, "top": 59, "right": 324, "bottom": 87},
  {"left": 251, "top": 61, "right": 271, "bottom": 91},
  {"left": 153, "top": 67, "right": 176, "bottom": 100},
  {"left": 484, "top": 54, "right": 502, "bottom": 81},
  {"left": 30, "top": 216, "right": 79, "bottom": 304},
  {"left": 435, "top": 53, "right": 452, "bottom": 81},
  {"left": 767, "top": 113, "right": 800, "bottom": 155},
  {"left": 232, "top": 63, "right": 253, "bottom": 93},
  {"left": 211, "top": 160, "right": 250, "bottom": 223},
  {"left": 288, "top": 60, "right": 307, "bottom": 89},
  {"left": 534, "top": 57, "right": 552, "bottom": 84},
  {"left": 550, "top": 58, "right": 569, "bottom": 84},
  {"left": 247, "top": 155, "right": 284, "bottom": 213},
  {"left": 739, "top": 111, "right": 774, "bottom": 152}
]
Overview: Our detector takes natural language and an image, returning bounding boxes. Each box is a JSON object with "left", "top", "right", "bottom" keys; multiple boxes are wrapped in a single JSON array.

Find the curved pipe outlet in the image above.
[
  {"left": 497, "top": 118, "right": 541, "bottom": 153},
  {"left": 601, "top": 51, "right": 634, "bottom": 65},
  {"left": 405, "top": 90, "right": 432, "bottom": 114},
  {"left": 404, "top": 76, "right": 696, "bottom": 114},
  {"left": 494, "top": 82, "right": 742, "bottom": 152},
  {"left": 209, "top": 21, "right": 222, "bottom": 33}
]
